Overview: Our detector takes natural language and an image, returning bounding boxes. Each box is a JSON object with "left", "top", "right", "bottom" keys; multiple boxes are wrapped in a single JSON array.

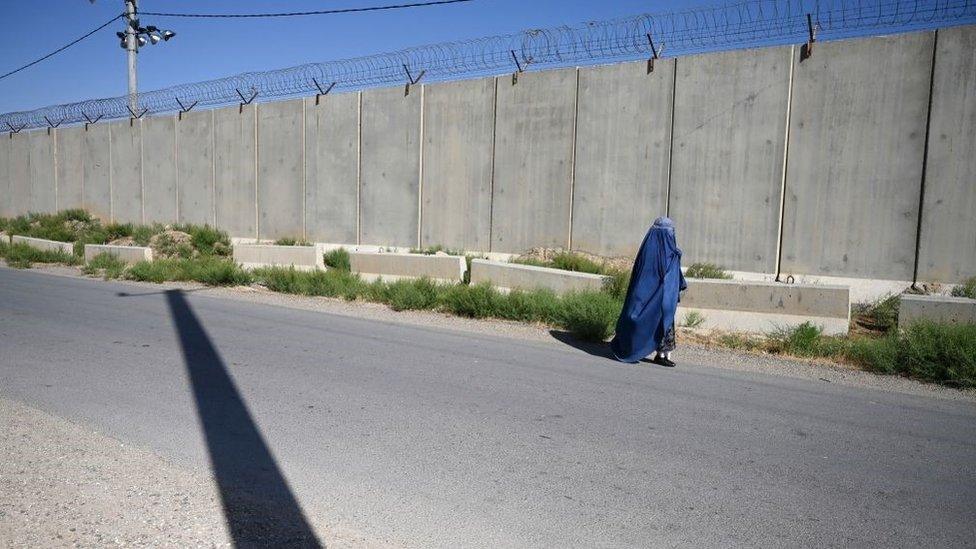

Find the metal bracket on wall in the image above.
[
  {"left": 43, "top": 116, "right": 65, "bottom": 129},
  {"left": 126, "top": 105, "right": 149, "bottom": 121},
  {"left": 82, "top": 111, "right": 104, "bottom": 130},
  {"left": 6, "top": 122, "right": 26, "bottom": 137},
  {"left": 235, "top": 88, "right": 259, "bottom": 112},
  {"left": 800, "top": 14, "right": 818, "bottom": 61},
  {"left": 510, "top": 50, "right": 525, "bottom": 84},
  {"left": 402, "top": 64, "right": 425, "bottom": 96},
  {"left": 646, "top": 33, "right": 664, "bottom": 73},
  {"left": 175, "top": 97, "right": 199, "bottom": 119},
  {"left": 312, "top": 78, "right": 337, "bottom": 105}
]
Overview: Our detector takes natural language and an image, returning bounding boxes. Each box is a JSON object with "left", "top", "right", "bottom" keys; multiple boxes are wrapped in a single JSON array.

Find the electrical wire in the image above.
[
  {"left": 0, "top": 14, "right": 123, "bottom": 82},
  {"left": 141, "top": 0, "right": 474, "bottom": 19}
]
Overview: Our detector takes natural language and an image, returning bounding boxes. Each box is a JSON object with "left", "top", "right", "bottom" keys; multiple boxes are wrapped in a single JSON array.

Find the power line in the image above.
[
  {"left": 141, "top": 0, "right": 474, "bottom": 19},
  {"left": 0, "top": 14, "right": 123, "bottom": 83}
]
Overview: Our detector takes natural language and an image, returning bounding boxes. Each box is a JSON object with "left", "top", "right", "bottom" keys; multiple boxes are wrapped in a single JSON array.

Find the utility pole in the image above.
[{"left": 124, "top": 0, "right": 139, "bottom": 112}]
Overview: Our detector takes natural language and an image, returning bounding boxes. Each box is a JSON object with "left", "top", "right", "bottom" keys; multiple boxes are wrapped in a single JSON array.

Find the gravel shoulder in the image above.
[
  {"left": 0, "top": 396, "right": 377, "bottom": 548},
  {"left": 11, "top": 261, "right": 976, "bottom": 404}
]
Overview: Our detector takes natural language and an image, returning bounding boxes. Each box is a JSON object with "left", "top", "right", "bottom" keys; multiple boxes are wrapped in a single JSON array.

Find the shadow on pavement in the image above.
[
  {"left": 549, "top": 330, "right": 617, "bottom": 360},
  {"left": 164, "top": 289, "right": 322, "bottom": 548}
]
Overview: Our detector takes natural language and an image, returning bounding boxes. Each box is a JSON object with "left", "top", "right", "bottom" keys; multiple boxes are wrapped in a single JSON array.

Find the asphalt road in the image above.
[{"left": 1, "top": 267, "right": 974, "bottom": 548}]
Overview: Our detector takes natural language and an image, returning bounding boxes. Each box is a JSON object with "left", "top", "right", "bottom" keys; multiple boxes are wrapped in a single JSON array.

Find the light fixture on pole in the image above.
[{"left": 120, "top": 0, "right": 176, "bottom": 112}]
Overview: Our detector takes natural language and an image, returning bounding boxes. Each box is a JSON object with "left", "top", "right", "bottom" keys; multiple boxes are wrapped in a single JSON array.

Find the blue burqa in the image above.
[{"left": 610, "top": 217, "right": 687, "bottom": 363}]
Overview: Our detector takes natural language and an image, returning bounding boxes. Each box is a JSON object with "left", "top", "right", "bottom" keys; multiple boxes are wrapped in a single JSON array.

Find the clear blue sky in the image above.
[{"left": 0, "top": 0, "right": 969, "bottom": 115}]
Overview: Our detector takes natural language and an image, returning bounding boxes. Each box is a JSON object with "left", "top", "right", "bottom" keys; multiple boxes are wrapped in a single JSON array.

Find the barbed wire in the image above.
[{"left": 3, "top": 0, "right": 974, "bottom": 131}]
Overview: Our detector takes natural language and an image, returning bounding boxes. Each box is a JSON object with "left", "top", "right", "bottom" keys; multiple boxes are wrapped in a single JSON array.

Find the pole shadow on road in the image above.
[{"left": 164, "top": 289, "right": 322, "bottom": 548}]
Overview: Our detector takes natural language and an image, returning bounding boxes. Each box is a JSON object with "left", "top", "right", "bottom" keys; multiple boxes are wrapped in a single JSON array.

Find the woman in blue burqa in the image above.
[{"left": 610, "top": 217, "right": 687, "bottom": 366}]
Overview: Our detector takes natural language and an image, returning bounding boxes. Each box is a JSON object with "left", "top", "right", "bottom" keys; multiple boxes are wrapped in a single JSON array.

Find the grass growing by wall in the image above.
[
  {"left": 250, "top": 266, "right": 620, "bottom": 341},
  {"left": 0, "top": 210, "right": 232, "bottom": 260},
  {"left": 273, "top": 238, "right": 313, "bottom": 247},
  {"left": 851, "top": 293, "right": 901, "bottom": 333},
  {"left": 323, "top": 248, "right": 351, "bottom": 271},
  {"left": 951, "top": 277, "right": 976, "bottom": 299},
  {"left": 82, "top": 253, "right": 127, "bottom": 280},
  {"left": 0, "top": 242, "right": 80, "bottom": 269},
  {"left": 685, "top": 263, "right": 732, "bottom": 279},
  {"left": 758, "top": 320, "right": 976, "bottom": 388}
]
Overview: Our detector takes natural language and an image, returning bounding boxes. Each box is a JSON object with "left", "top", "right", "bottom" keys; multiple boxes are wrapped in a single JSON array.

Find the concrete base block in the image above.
[
  {"left": 11, "top": 235, "right": 74, "bottom": 255},
  {"left": 350, "top": 252, "right": 466, "bottom": 283},
  {"left": 678, "top": 307, "right": 849, "bottom": 336},
  {"left": 0, "top": 232, "right": 9, "bottom": 244},
  {"left": 783, "top": 274, "right": 911, "bottom": 304},
  {"left": 84, "top": 244, "right": 153, "bottom": 265},
  {"left": 680, "top": 278, "right": 851, "bottom": 335},
  {"left": 470, "top": 259, "right": 609, "bottom": 294},
  {"left": 898, "top": 294, "right": 976, "bottom": 329},
  {"left": 233, "top": 244, "right": 324, "bottom": 271}
]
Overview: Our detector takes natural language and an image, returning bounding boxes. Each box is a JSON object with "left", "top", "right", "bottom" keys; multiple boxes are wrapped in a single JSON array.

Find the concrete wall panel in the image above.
[
  {"left": 917, "top": 25, "right": 976, "bottom": 283},
  {"left": 668, "top": 46, "right": 792, "bottom": 274},
  {"left": 491, "top": 68, "right": 577, "bottom": 253},
  {"left": 109, "top": 121, "right": 142, "bottom": 223},
  {"left": 6, "top": 133, "right": 30, "bottom": 216},
  {"left": 0, "top": 134, "right": 11, "bottom": 217},
  {"left": 781, "top": 33, "right": 934, "bottom": 281},
  {"left": 56, "top": 126, "right": 85, "bottom": 211},
  {"left": 304, "top": 93, "right": 359, "bottom": 244},
  {"left": 142, "top": 116, "right": 178, "bottom": 224},
  {"left": 420, "top": 78, "right": 494, "bottom": 252},
  {"left": 214, "top": 105, "right": 256, "bottom": 238},
  {"left": 572, "top": 60, "right": 673, "bottom": 258},
  {"left": 257, "top": 100, "right": 304, "bottom": 240},
  {"left": 177, "top": 110, "right": 214, "bottom": 225},
  {"left": 83, "top": 124, "right": 111, "bottom": 221},
  {"left": 360, "top": 86, "right": 421, "bottom": 247},
  {"left": 28, "top": 130, "right": 56, "bottom": 213}
]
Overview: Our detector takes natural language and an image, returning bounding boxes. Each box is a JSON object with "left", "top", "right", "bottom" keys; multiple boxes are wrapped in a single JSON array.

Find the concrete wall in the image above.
[
  {"left": 82, "top": 124, "right": 111, "bottom": 221},
  {"left": 420, "top": 78, "right": 495, "bottom": 252},
  {"left": 491, "top": 68, "right": 577, "bottom": 253},
  {"left": 304, "top": 92, "right": 359, "bottom": 244},
  {"left": 7, "top": 133, "right": 30, "bottom": 217},
  {"left": 257, "top": 99, "right": 304, "bottom": 240},
  {"left": 29, "top": 130, "right": 56, "bottom": 213},
  {"left": 668, "top": 46, "right": 793, "bottom": 274},
  {"left": 781, "top": 33, "right": 934, "bottom": 282},
  {"left": 142, "top": 116, "right": 177, "bottom": 224},
  {"left": 916, "top": 25, "right": 976, "bottom": 283},
  {"left": 56, "top": 127, "right": 85, "bottom": 211},
  {"left": 109, "top": 121, "right": 143, "bottom": 223},
  {"left": 177, "top": 110, "right": 214, "bottom": 226},
  {"left": 0, "top": 135, "right": 11, "bottom": 218},
  {"left": 214, "top": 105, "right": 257, "bottom": 238},
  {"left": 360, "top": 86, "right": 421, "bottom": 247},
  {"left": 572, "top": 60, "right": 673, "bottom": 258},
  {"left": 1, "top": 27, "right": 973, "bottom": 286}
]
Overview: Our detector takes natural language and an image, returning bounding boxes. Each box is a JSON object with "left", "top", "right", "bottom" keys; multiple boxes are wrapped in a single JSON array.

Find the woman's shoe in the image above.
[{"left": 652, "top": 355, "right": 676, "bottom": 368}]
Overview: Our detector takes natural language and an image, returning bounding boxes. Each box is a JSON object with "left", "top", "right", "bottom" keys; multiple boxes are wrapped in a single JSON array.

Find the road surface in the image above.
[{"left": 1, "top": 267, "right": 974, "bottom": 547}]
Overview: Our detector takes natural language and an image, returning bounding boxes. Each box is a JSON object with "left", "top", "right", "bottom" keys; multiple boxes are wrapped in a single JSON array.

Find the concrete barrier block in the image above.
[
  {"left": 470, "top": 259, "right": 609, "bottom": 294},
  {"left": 233, "top": 244, "right": 323, "bottom": 271},
  {"left": 350, "top": 252, "right": 466, "bottom": 283},
  {"left": 679, "top": 279, "right": 851, "bottom": 335},
  {"left": 84, "top": 244, "right": 153, "bottom": 265},
  {"left": 11, "top": 235, "right": 74, "bottom": 255},
  {"left": 0, "top": 232, "right": 9, "bottom": 244},
  {"left": 898, "top": 294, "right": 976, "bottom": 330}
]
